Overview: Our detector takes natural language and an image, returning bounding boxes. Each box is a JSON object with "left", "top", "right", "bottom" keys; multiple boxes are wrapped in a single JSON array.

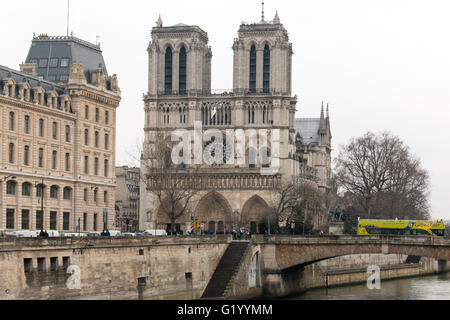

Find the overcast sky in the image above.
[{"left": 1, "top": 0, "right": 449, "bottom": 220}]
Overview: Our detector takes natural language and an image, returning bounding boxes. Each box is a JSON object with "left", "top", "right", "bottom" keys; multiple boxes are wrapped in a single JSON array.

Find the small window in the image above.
[
  {"left": 50, "top": 186, "right": 59, "bottom": 199},
  {"left": 38, "top": 258, "right": 46, "bottom": 272},
  {"left": 95, "top": 108, "right": 99, "bottom": 122},
  {"left": 105, "top": 111, "right": 109, "bottom": 125},
  {"left": 185, "top": 272, "right": 192, "bottom": 280},
  {"left": 22, "top": 183, "right": 31, "bottom": 196},
  {"left": 22, "top": 210, "right": 30, "bottom": 229},
  {"left": 85, "top": 105, "right": 89, "bottom": 119},
  {"left": 9, "top": 112, "right": 14, "bottom": 131},
  {"left": 6, "top": 181, "right": 16, "bottom": 195},
  {"left": 24, "top": 258, "right": 32, "bottom": 273},
  {"left": 139, "top": 249, "right": 144, "bottom": 256},
  {"left": 50, "top": 257, "right": 58, "bottom": 271},
  {"left": 63, "top": 187, "right": 72, "bottom": 200},
  {"left": 138, "top": 277, "right": 146, "bottom": 286},
  {"left": 38, "top": 59, "right": 48, "bottom": 68},
  {"left": 24, "top": 115, "right": 30, "bottom": 134},
  {"left": 60, "top": 59, "right": 70, "bottom": 67},
  {"left": 6, "top": 209, "right": 15, "bottom": 229},
  {"left": 63, "top": 257, "right": 70, "bottom": 269},
  {"left": 49, "top": 58, "right": 58, "bottom": 68},
  {"left": 63, "top": 212, "right": 70, "bottom": 230}
]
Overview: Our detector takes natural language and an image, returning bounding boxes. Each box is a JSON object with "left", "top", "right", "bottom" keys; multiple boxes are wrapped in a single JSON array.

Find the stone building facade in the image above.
[
  {"left": 0, "top": 35, "right": 120, "bottom": 232},
  {"left": 140, "top": 13, "right": 331, "bottom": 234},
  {"left": 115, "top": 166, "right": 140, "bottom": 232}
]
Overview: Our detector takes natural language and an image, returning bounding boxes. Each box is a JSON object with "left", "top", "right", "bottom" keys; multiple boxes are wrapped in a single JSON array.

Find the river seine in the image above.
[{"left": 289, "top": 272, "right": 450, "bottom": 300}]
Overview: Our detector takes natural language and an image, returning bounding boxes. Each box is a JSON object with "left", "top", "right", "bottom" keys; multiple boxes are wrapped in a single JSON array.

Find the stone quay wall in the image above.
[{"left": 0, "top": 236, "right": 231, "bottom": 300}]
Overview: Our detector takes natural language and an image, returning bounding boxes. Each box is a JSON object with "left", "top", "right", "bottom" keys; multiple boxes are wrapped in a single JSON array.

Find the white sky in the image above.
[{"left": 1, "top": 0, "right": 449, "bottom": 220}]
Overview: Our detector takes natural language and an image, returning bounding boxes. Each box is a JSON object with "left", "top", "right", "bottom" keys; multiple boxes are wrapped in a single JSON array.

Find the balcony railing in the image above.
[{"left": 150, "top": 88, "right": 285, "bottom": 98}]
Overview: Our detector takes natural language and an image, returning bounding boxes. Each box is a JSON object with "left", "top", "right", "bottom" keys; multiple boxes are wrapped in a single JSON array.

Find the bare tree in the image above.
[
  {"left": 141, "top": 132, "right": 199, "bottom": 234},
  {"left": 334, "top": 131, "right": 430, "bottom": 220}
]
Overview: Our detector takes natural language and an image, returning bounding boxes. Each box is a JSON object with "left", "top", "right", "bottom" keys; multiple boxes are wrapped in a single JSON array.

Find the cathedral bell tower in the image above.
[
  {"left": 232, "top": 11, "right": 293, "bottom": 95},
  {"left": 147, "top": 16, "right": 212, "bottom": 95}
]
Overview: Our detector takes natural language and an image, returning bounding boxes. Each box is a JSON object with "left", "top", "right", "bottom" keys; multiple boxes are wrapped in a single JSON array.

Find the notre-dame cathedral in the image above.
[{"left": 139, "top": 11, "right": 332, "bottom": 234}]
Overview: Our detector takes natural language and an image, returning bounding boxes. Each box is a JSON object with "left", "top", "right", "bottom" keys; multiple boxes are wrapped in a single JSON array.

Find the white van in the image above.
[
  {"left": 144, "top": 229, "right": 167, "bottom": 236},
  {"left": 108, "top": 230, "right": 122, "bottom": 237}
]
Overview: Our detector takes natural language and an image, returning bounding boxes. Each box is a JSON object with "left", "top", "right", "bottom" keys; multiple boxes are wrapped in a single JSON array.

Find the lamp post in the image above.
[{"left": 34, "top": 177, "right": 44, "bottom": 232}]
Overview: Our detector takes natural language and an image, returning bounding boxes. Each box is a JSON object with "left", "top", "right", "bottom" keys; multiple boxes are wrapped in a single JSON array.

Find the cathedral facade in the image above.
[{"left": 140, "top": 12, "right": 331, "bottom": 233}]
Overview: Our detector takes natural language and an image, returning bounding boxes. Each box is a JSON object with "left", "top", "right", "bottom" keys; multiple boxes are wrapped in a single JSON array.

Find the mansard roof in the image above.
[
  {"left": 0, "top": 64, "right": 67, "bottom": 95},
  {"left": 25, "top": 34, "right": 108, "bottom": 83}
]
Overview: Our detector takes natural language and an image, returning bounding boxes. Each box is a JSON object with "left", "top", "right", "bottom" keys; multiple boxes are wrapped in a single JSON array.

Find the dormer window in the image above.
[{"left": 60, "top": 59, "right": 70, "bottom": 67}]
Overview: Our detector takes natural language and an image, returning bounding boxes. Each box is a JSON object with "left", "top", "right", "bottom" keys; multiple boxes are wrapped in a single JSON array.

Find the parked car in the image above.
[
  {"left": 121, "top": 232, "right": 135, "bottom": 237},
  {"left": 6, "top": 230, "right": 39, "bottom": 238},
  {"left": 108, "top": 230, "right": 122, "bottom": 237},
  {"left": 87, "top": 232, "right": 101, "bottom": 237}
]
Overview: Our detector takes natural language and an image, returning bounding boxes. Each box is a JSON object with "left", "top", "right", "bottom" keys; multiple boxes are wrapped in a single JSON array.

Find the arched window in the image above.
[
  {"left": 22, "top": 182, "right": 31, "bottom": 196},
  {"left": 7, "top": 180, "right": 16, "bottom": 195},
  {"left": 179, "top": 46, "right": 187, "bottom": 94},
  {"left": 249, "top": 148, "right": 257, "bottom": 169},
  {"left": 9, "top": 112, "right": 14, "bottom": 131},
  {"left": 9, "top": 143, "right": 14, "bottom": 163},
  {"left": 261, "top": 147, "right": 271, "bottom": 168},
  {"left": 165, "top": 47, "right": 173, "bottom": 94},
  {"left": 249, "top": 45, "right": 257, "bottom": 93},
  {"left": 36, "top": 184, "right": 44, "bottom": 198},
  {"left": 50, "top": 185, "right": 59, "bottom": 199},
  {"left": 263, "top": 45, "right": 270, "bottom": 93},
  {"left": 63, "top": 187, "right": 72, "bottom": 200}
]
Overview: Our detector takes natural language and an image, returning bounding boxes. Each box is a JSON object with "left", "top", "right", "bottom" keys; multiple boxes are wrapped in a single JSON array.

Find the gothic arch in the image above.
[
  {"left": 195, "top": 191, "right": 232, "bottom": 233},
  {"left": 241, "top": 195, "right": 271, "bottom": 232}
]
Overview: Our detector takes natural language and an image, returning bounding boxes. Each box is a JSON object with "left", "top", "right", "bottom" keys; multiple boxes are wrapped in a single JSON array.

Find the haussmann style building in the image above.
[{"left": 0, "top": 34, "right": 121, "bottom": 233}]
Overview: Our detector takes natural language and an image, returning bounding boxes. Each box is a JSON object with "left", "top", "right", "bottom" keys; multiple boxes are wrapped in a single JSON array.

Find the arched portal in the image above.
[
  {"left": 195, "top": 191, "right": 232, "bottom": 234},
  {"left": 241, "top": 195, "right": 271, "bottom": 234}
]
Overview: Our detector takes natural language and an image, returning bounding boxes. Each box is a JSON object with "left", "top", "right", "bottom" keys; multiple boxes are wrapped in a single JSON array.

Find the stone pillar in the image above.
[{"left": 328, "top": 222, "right": 344, "bottom": 235}]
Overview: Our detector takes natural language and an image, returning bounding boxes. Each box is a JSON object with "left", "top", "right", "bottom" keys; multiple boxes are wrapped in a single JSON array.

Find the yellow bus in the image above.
[{"left": 357, "top": 219, "right": 446, "bottom": 237}]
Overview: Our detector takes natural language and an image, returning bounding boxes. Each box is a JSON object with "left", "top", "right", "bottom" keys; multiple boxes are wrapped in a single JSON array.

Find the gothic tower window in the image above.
[
  {"left": 179, "top": 47, "right": 187, "bottom": 94},
  {"left": 263, "top": 45, "right": 270, "bottom": 93},
  {"left": 165, "top": 47, "right": 173, "bottom": 94},
  {"left": 249, "top": 45, "right": 256, "bottom": 92}
]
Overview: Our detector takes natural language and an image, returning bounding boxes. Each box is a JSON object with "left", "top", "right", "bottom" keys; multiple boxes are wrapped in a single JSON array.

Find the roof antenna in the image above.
[
  {"left": 67, "top": 0, "right": 70, "bottom": 36},
  {"left": 261, "top": 1, "right": 265, "bottom": 22}
]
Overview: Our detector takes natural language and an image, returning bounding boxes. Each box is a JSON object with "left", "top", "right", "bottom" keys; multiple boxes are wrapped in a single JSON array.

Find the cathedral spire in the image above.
[
  {"left": 156, "top": 15, "right": 163, "bottom": 28},
  {"left": 273, "top": 11, "right": 280, "bottom": 24},
  {"left": 319, "top": 102, "right": 326, "bottom": 132}
]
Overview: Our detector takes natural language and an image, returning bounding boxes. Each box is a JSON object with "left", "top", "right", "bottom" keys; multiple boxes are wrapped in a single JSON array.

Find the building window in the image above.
[
  {"left": 7, "top": 181, "right": 16, "bottom": 195},
  {"left": 179, "top": 46, "right": 187, "bottom": 94},
  {"left": 24, "top": 258, "right": 33, "bottom": 273},
  {"left": 84, "top": 188, "right": 88, "bottom": 202},
  {"left": 164, "top": 47, "right": 173, "bottom": 93},
  {"left": 60, "top": 58, "right": 69, "bottom": 67},
  {"left": 84, "top": 129, "right": 89, "bottom": 145},
  {"left": 83, "top": 213, "right": 87, "bottom": 231},
  {"left": 37, "top": 258, "right": 45, "bottom": 272},
  {"left": 65, "top": 153, "right": 70, "bottom": 171},
  {"left": 50, "top": 211, "right": 57, "bottom": 230},
  {"left": 104, "top": 134, "right": 109, "bottom": 150},
  {"left": 8, "top": 143, "right": 14, "bottom": 163},
  {"left": 50, "top": 186, "right": 59, "bottom": 199},
  {"left": 63, "top": 212, "right": 70, "bottom": 231},
  {"left": 105, "top": 111, "right": 109, "bottom": 125},
  {"left": 36, "top": 210, "right": 43, "bottom": 230},
  {"left": 38, "top": 148, "right": 44, "bottom": 168},
  {"left": 59, "top": 75, "right": 69, "bottom": 81},
  {"left": 85, "top": 105, "right": 89, "bottom": 119},
  {"left": 95, "top": 108, "right": 99, "bottom": 122},
  {"left": 36, "top": 184, "right": 44, "bottom": 198},
  {"left": 52, "top": 122, "right": 57, "bottom": 139},
  {"left": 95, "top": 131, "right": 99, "bottom": 148},
  {"left": 39, "top": 59, "right": 48, "bottom": 68},
  {"left": 84, "top": 156, "right": 89, "bottom": 174},
  {"left": 22, "top": 210, "right": 30, "bottom": 230},
  {"left": 50, "top": 257, "right": 58, "bottom": 271},
  {"left": 9, "top": 112, "right": 14, "bottom": 131},
  {"left": 52, "top": 150, "right": 57, "bottom": 170},
  {"left": 63, "top": 187, "right": 72, "bottom": 200},
  {"left": 94, "top": 157, "right": 99, "bottom": 176},
  {"left": 49, "top": 58, "right": 58, "bottom": 68},
  {"left": 6, "top": 209, "right": 15, "bottom": 229},
  {"left": 104, "top": 191, "right": 108, "bottom": 204},
  {"left": 39, "top": 119, "right": 44, "bottom": 137},
  {"left": 22, "top": 182, "right": 31, "bottom": 196},
  {"left": 24, "top": 115, "right": 30, "bottom": 134},
  {"left": 263, "top": 45, "right": 270, "bottom": 92},
  {"left": 24, "top": 145, "right": 30, "bottom": 166},
  {"left": 249, "top": 45, "right": 257, "bottom": 93},
  {"left": 65, "top": 125, "right": 70, "bottom": 142},
  {"left": 104, "top": 159, "right": 109, "bottom": 177},
  {"left": 94, "top": 188, "right": 98, "bottom": 203},
  {"left": 93, "top": 213, "right": 98, "bottom": 231}
]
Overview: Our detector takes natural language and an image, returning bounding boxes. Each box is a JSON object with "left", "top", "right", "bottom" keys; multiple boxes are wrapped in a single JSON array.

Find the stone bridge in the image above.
[{"left": 247, "top": 235, "right": 450, "bottom": 297}]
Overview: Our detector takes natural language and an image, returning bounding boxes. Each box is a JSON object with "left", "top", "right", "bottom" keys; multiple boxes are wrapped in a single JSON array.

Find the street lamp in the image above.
[{"left": 34, "top": 177, "right": 45, "bottom": 232}]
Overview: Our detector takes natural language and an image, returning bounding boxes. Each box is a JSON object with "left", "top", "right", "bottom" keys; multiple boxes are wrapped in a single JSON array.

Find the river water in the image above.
[{"left": 289, "top": 272, "right": 450, "bottom": 300}]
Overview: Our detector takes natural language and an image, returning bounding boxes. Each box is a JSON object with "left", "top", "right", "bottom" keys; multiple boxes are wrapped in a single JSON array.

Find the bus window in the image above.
[{"left": 431, "top": 229, "right": 445, "bottom": 236}]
